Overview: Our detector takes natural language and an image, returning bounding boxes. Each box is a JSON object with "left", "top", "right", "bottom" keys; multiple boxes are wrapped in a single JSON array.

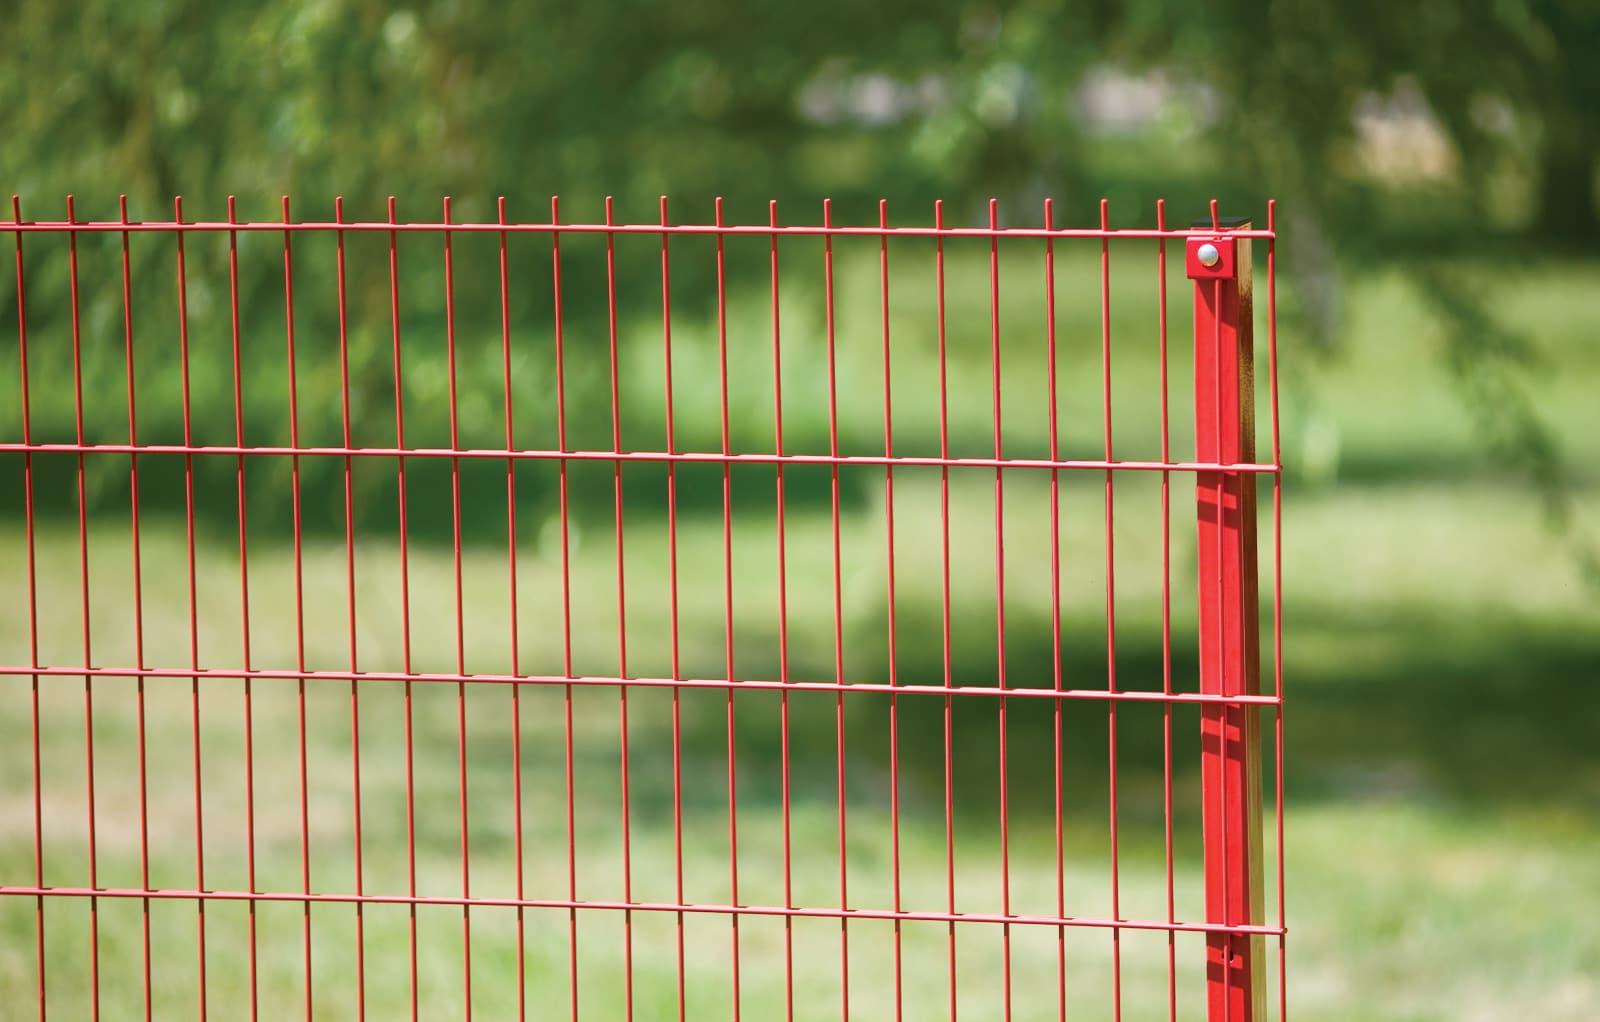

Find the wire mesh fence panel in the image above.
[{"left": 2, "top": 193, "right": 1286, "bottom": 1021}]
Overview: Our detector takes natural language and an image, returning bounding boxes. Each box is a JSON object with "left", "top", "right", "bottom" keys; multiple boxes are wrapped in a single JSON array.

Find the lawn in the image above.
[{"left": 3, "top": 235, "right": 1598, "bottom": 1019}]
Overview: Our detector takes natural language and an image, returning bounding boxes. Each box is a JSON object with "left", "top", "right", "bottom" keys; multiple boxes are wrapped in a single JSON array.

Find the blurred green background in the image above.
[{"left": 2, "top": 2, "right": 1598, "bottom": 1019}]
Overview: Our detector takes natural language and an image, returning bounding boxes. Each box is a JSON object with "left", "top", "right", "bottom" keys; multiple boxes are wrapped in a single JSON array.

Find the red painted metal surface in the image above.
[
  {"left": 4, "top": 194, "right": 1285, "bottom": 1020},
  {"left": 1190, "top": 208, "right": 1270, "bottom": 1021}
]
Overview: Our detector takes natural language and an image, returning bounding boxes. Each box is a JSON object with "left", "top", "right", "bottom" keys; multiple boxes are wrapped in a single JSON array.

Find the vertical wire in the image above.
[
  {"left": 1156, "top": 200, "right": 1177, "bottom": 1022},
  {"left": 442, "top": 197, "right": 474, "bottom": 1022},
  {"left": 987, "top": 198, "right": 1014, "bottom": 1022},
  {"left": 63, "top": 194, "right": 98, "bottom": 1021},
  {"left": 1099, "top": 198, "right": 1123, "bottom": 1021},
  {"left": 714, "top": 196, "right": 743, "bottom": 1022},
  {"left": 603, "top": 195, "right": 636, "bottom": 1022},
  {"left": 386, "top": 196, "right": 420, "bottom": 1022},
  {"left": 1266, "top": 199, "right": 1288, "bottom": 1022},
  {"left": 225, "top": 195, "right": 258, "bottom": 1021},
  {"left": 173, "top": 194, "right": 208, "bottom": 1022},
  {"left": 549, "top": 196, "right": 580, "bottom": 1022},
  {"left": 934, "top": 199, "right": 957, "bottom": 1022},
  {"left": 822, "top": 198, "right": 851, "bottom": 1022},
  {"left": 116, "top": 193, "right": 154, "bottom": 1022},
  {"left": 1042, "top": 197, "right": 1066, "bottom": 1022},
  {"left": 11, "top": 195, "right": 45, "bottom": 1022},
  {"left": 280, "top": 195, "right": 312, "bottom": 1022},
  {"left": 769, "top": 198, "right": 795, "bottom": 1022},
  {"left": 334, "top": 196, "right": 366, "bottom": 1021},
  {"left": 880, "top": 198, "right": 902, "bottom": 1022},
  {"left": 660, "top": 195, "right": 689, "bottom": 1022},
  {"left": 498, "top": 196, "right": 527, "bottom": 1022}
]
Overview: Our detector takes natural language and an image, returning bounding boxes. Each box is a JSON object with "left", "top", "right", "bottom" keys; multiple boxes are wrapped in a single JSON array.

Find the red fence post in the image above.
[{"left": 1190, "top": 217, "right": 1265, "bottom": 1021}]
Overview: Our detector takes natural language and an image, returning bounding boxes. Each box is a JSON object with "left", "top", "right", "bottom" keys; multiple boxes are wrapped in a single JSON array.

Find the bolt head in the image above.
[{"left": 1197, "top": 242, "right": 1221, "bottom": 268}]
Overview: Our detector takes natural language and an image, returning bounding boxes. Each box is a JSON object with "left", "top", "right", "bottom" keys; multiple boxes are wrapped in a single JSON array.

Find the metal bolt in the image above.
[{"left": 1197, "top": 242, "right": 1221, "bottom": 268}]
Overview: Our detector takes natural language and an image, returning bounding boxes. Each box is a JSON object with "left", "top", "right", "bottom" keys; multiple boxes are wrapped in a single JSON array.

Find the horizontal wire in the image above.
[
  {"left": 1, "top": 664, "right": 1283, "bottom": 706},
  {"left": 0, "top": 885, "right": 1285, "bottom": 937},
  {"left": 0, "top": 442, "right": 1279, "bottom": 475},
  {"left": 6, "top": 219, "right": 1275, "bottom": 240}
]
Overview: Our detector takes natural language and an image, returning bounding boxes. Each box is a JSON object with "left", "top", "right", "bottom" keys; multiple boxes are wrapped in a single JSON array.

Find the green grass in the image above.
[{"left": 3, "top": 241, "right": 1599, "bottom": 1019}]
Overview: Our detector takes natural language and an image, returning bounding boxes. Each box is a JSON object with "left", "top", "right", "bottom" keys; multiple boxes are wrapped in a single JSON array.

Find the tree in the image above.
[{"left": 3, "top": 0, "right": 1594, "bottom": 565}]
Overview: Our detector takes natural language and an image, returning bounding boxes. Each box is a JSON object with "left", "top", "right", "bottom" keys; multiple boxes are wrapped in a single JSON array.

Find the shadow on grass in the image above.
[{"left": 673, "top": 600, "right": 1600, "bottom": 845}]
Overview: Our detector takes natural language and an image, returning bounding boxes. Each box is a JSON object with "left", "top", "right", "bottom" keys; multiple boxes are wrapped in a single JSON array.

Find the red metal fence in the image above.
[{"left": 3, "top": 195, "right": 1285, "bottom": 1020}]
